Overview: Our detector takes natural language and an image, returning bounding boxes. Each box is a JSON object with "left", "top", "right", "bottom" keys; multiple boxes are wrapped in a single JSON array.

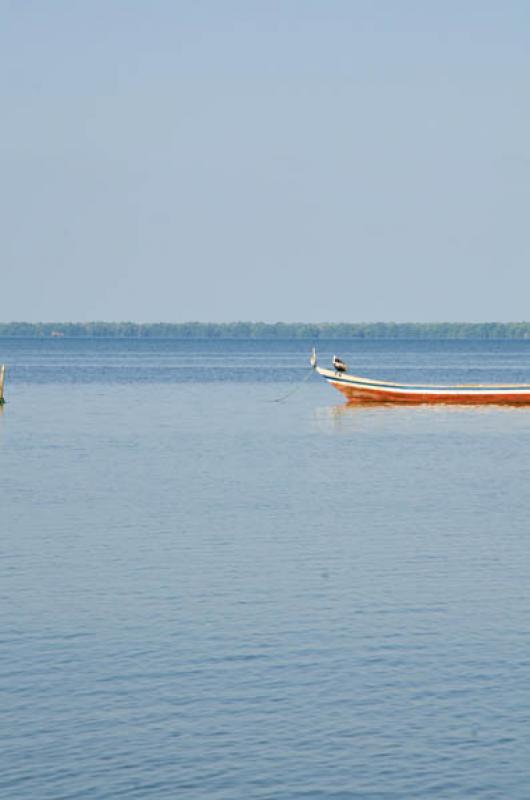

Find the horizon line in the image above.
[{"left": 3, "top": 320, "right": 530, "bottom": 326}]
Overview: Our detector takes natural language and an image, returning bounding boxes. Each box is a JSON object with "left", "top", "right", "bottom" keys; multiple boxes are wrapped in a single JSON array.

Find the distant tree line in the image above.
[{"left": 2, "top": 321, "right": 530, "bottom": 339}]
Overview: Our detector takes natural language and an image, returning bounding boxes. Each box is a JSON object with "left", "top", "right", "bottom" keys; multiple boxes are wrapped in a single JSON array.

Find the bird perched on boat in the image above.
[{"left": 332, "top": 355, "right": 348, "bottom": 373}]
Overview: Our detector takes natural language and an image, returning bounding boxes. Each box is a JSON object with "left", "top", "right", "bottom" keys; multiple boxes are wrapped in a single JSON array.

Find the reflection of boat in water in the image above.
[
  {"left": 0, "top": 365, "right": 5, "bottom": 405},
  {"left": 311, "top": 349, "right": 530, "bottom": 405}
]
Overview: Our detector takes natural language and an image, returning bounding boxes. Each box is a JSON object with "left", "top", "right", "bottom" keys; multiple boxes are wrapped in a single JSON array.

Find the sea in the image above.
[{"left": 3, "top": 337, "right": 530, "bottom": 799}]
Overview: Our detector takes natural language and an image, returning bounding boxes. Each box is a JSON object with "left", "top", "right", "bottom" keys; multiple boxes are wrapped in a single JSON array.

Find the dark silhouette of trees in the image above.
[{"left": 2, "top": 322, "right": 530, "bottom": 339}]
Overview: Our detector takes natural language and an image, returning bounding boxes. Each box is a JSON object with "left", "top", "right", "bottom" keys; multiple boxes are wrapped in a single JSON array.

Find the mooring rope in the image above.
[{"left": 268, "top": 367, "right": 315, "bottom": 403}]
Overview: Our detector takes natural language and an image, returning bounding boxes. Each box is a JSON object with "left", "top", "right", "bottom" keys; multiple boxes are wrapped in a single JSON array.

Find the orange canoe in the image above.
[{"left": 315, "top": 365, "right": 530, "bottom": 405}]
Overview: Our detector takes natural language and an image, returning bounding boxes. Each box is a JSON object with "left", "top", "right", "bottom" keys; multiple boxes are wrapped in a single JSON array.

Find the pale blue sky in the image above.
[{"left": 1, "top": 1, "right": 529, "bottom": 322}]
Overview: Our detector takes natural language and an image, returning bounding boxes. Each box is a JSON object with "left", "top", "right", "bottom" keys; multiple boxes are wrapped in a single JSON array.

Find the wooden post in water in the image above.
[{"left": 0, "top": 365, "right": 5, "bottom": 404}]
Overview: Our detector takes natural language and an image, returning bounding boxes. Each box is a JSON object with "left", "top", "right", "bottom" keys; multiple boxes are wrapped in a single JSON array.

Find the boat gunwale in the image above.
[{"left": 316, "top": 366, "right": 530, "bottom": 393}]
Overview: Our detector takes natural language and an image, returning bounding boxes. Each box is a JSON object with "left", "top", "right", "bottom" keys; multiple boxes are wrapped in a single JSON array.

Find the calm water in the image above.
[{"left": 3, "top": 338, "right": 530, "bottom": 799}]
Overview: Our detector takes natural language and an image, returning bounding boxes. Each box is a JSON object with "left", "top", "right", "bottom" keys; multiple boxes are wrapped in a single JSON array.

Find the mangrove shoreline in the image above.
[{"left": 2, "top": 322, "right": 530, "bottom": 339}]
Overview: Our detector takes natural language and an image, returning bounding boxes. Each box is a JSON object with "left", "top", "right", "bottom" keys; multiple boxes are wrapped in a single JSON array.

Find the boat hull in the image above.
[
  {"left": 317, "top": 368, "right": 530, "bottom": 406},
  {"left": 330, "top": 381, "right": 530, "bottom": 405}
]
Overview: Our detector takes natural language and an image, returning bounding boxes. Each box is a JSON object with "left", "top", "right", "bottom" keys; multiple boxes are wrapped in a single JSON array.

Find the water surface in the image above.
[{"left": 2, "top": 339, "right": 530, "bottom": 798}]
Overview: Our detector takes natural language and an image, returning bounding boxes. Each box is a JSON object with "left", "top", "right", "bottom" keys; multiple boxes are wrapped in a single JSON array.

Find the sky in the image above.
[{"left": 1, "top": 0, "right": 530, "bottom": 323}]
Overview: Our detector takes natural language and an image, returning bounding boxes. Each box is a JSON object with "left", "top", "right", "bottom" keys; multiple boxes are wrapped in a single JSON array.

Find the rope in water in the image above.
[{"left": 268, "top": 368, "right": 315, "bottom": 403}]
